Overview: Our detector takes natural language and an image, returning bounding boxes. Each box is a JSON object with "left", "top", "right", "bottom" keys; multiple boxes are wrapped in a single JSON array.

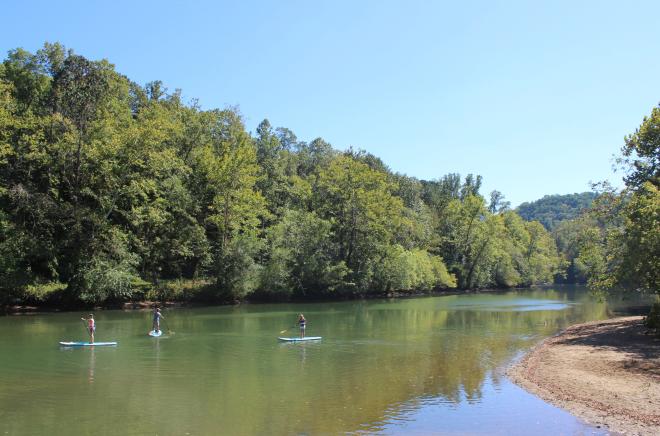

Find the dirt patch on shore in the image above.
[{"left": 508, "top": 317, "right": 660, "bottom": 435}]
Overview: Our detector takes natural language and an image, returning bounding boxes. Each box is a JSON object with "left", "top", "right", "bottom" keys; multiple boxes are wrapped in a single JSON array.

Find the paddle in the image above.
[
  {"left": 81, "top": 317, "right": 92, "bottom": 342},
  {"left": 279, "top": 325, "right": 297, "bottom": 335}
]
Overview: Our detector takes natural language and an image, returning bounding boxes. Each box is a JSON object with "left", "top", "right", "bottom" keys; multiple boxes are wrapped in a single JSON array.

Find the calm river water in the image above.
[{"left": 0, "top": 287, "right": 649, "bottom": 435}]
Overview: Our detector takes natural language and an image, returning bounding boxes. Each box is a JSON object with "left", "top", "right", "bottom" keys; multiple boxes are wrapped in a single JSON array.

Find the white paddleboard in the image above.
[
  {"left": 278, "top": 337, "right": 322, "bottom": 342},
  {"left": 148, "top": 330, "right": 163, "bottom": 337},
  {"left": 59, "top": 341, "right": 117, "bottom": 347}
]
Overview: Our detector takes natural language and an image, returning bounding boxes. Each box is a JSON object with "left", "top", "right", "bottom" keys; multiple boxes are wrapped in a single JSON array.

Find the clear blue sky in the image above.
[{"left": 2, "top": 0, "right": 659, "bottom": 206}]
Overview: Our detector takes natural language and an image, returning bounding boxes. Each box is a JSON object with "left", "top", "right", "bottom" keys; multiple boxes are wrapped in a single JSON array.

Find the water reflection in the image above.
[
  {"left": 0, "top": 287, "right": 652, "bottom": 435},
  {"left": 88, "top": 347, "right": 95, "bottom": 384}
]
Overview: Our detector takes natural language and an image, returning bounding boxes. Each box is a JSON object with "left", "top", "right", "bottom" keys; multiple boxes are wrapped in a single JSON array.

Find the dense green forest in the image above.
[
  {"left": 517, "top": 192, "right": 598, "bottom": 231},
  {"left": 0, "top": 44, "right": 656, "bottom": 306}
]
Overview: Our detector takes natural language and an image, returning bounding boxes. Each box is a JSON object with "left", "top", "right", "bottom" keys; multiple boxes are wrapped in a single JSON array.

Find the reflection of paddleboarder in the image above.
[
  {"left": 298, "top": 313, "right": 306, "bottom": 338},
  {"left": 152, "top": 307, "right": 164, "bottom": 333},
  {"left": 88, "top": 347, "right": 96, "bottom": 384},
  {"left": 81, "top": 314, "right": 95, "bottom": 343}
]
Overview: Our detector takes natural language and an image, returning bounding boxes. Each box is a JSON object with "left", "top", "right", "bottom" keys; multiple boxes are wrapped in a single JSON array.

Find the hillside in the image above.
[{"left": 516, "top": 192, "right": 598, "bottom": 230}]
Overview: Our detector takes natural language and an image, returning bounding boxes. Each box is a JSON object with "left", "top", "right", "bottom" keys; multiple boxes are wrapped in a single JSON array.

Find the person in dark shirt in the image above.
[
  {"left": 298, "top": 313, "right": 306, "bottom": 339},
  {"left": 152, "top": 307, "right": 165, "bottom": 333}
]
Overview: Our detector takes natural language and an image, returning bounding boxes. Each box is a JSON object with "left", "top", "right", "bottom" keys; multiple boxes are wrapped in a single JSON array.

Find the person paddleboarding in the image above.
[
  {"left": 81, "top": 314, "right": 95, "bottom": 343},
  {"left": 152, "top": 307, "right": 164, "bottom": 334},
  {"left": 298, "top": 313, "right": 306, "bottom": 339}
]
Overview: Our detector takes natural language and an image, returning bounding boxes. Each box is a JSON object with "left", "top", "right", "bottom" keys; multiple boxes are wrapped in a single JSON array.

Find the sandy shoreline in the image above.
[{"left": 508, "top": 317, "right": 660, "bottom": 435}]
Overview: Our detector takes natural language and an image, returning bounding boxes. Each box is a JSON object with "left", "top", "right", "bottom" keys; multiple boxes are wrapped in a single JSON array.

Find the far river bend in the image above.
[{"left": 0, "top": 286, "right": 650, "bottom": 435}]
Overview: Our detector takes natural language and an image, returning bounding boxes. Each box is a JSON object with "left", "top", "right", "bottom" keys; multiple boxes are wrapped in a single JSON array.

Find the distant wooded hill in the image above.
[{"left": 516, "top": 192, "right": 598, "bottom": 230}]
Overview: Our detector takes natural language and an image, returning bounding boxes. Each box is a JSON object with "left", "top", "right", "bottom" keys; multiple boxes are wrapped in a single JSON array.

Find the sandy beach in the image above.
[{"left": 508, "top": 317, "right": 660, "bottom": 435}]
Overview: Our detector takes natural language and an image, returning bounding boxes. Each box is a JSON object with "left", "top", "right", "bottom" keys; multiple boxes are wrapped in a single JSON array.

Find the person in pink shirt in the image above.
[{"left": 81, "top": 314, "right": 95, "bottom": 343}]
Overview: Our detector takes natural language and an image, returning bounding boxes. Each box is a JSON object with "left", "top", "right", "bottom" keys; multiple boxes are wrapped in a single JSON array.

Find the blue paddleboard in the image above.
[
  {"left": 278, "top": 337, "right": 322, "bottom": 342},
  {"left": 148, "top": 330, "right": 163, "bottom": 337},
  {"left": 59, "top": 341, "right": 117, "bottom": 347}
]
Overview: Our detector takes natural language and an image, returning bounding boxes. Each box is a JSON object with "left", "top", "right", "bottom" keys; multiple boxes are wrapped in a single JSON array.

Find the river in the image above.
[{"left": 0, "top": 286, "right": 648, "bottom": 435}]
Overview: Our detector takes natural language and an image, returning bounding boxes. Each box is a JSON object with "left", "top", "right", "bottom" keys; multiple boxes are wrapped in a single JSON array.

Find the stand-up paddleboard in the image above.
[
  {"left": 278, "top": 337, "right": 322, "bottom": 342},
  {"left": 148, "top": 330, "right": 162, "bottom": 337},
  {"left": 59, "top": 341, "right": 117, "bottom": 347}
]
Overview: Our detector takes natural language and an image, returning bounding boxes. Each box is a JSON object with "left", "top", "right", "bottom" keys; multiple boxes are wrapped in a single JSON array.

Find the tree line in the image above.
[{"left": 1, "top": 43, "right": 653, "bottom": 306}]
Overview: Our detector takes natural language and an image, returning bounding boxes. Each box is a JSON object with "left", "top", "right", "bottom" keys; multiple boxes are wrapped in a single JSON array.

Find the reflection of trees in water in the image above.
[
  {"left": 255, "top": 291, "right": 610, "bottom": 433},
  {"left": 180, "top": 294, "right": 607, "bottom": 433},
  {"left": 325, "top": 290, "right": 611, "bottom": 430},
  {"left": 68, "top": 291, "right": 613, "bottom": 435}
]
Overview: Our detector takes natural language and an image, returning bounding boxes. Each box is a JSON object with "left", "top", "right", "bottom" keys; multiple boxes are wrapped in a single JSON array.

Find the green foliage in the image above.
[
  {"left": 215, "top": 234, "right": 263, "bottom": 300},
  {"left": 617, "top": 182, "right": 659, "bottom": 291},
  {"left": 150, "top": 278, "right": 214, "bottom": 302},
  {"left": 517, "top": 192, "right": 598, "bottom": 230},
  {"left": 620, "top": 104, "right": 659, "bottom": 189},
  {"left": 72, "top": 228, "right": 140, "bottom": 303},
  {"left": 22, "top": 282, "right": 67, "bottom": 303},
  {"left": 260, "top": 209, "right": 345, "bottom": 296},
  {"left": 435, "top": 194, "right": 561, "bottom": 290},
  {"left": 315, "top": 155, "right": 403, "bottom": 277},
  {"left": 0, "top": 43, "right": 566, "bottom": 306},
  {"left": 552, "top": 217, "right": 596, "bottom": 283},
  {"left": 560, "top": 104, "right": 660, "bottom": 300},
  {"left": 645, "top": 302, "right": 660, "bottom": 333},
  {"left": 370, "top": 245, "right": 456, "bottom": 292},
  {"left": 488, "top": 190, "right": 510, "bottom": 214},
  {"left": 578, "top": 183, "right": 659, "bottom": 293}
]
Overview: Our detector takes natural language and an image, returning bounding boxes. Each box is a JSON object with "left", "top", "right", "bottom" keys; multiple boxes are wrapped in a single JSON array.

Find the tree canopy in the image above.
[{"left": 0, "top": 43, "right": 575, "bottom": 306}]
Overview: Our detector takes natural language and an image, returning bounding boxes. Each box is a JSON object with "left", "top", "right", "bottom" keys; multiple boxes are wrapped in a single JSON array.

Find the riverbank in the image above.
[
  {"left": 508, "top": 317, "right": 660, "bottom": 435},
  {"left": 2, "top": 286, "right": 513, "bottom": 313}
]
